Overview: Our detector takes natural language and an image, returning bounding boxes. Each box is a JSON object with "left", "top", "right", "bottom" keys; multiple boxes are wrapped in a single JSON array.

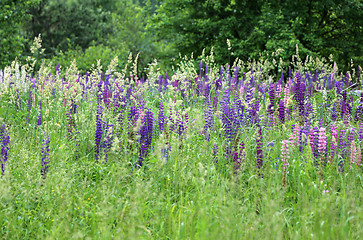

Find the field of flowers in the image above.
[{"left": 0, "top": 47, "right": 362, "bottom": 239}]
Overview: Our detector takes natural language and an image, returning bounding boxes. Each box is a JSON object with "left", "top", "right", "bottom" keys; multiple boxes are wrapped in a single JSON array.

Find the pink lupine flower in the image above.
[
  {"left": 281, "top": 140, "right": 290, "bottom": 186},
  {"left": 281, "top": 140, "right": 290, "bottom": 173},
  {"left": 289, "top": 125, "right": 300, "bottom": 149},
  {"left": 308, "top": 129, "right": 315, "bottom": 152},
  {"left": 350, "top": 141, "right": 357, "bottom": 168},
  {"left": 318, "top": 127, "right": 326, "bottom": 156}
]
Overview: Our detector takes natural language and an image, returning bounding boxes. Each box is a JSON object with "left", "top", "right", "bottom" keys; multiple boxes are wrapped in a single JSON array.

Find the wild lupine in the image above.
[
  {"left": 95, "top": 105, "right": 104, "bottom": 162},
  {"left": 221, "top": 90, "right": 236, "bottom": 141},
  {"left": 102, "top": 124, "right": 113, "bottom": 163},
  {"left": 256, "top": 125, "right": 263, "bottom": 173},
  {"left": 289, "top": 125, "right": 300, "bottom": 149},
  {"left": 278, "top": 100, "right": 285, "bottom": 124},
  {"left": 350, "top": 141, "right": 357, "bottom": 168},
  {"left": 281, "top": 140, "right": 290, "bottom": 186},
  {"left": 359, "top": 122, "right": 363, "bottom": 141},
  {"left": 268, "top": 83, "right": 275, "bottom": 115},
  {"left": 1, "top": 124, "right": 10, "bottom": 176},
  {"left": 233, "top": 93, "right": 244, "bottom": 129},
  {"left": 41, "top": 133, "right": 50, "bottom": 178},
  {"left": 232, "top": 151, "right": 241, "bottom": 174},
  {"left": 137, "top": 109, "right": 154, "bottom": 167},
  {"left": 339, "top": 128, "right": 347, "bottom": 159},
  {"left": 318, "top": 127, "right": 327, "bottom": 163},
  {"left": 176, "top": 111, "right": 185, "bottom": 138},
  {"left": 347, "top": 128, "right": 355, "bottom": 149},
  {"left": 158, "top": 102, "right": 166, "bottom": 132}
]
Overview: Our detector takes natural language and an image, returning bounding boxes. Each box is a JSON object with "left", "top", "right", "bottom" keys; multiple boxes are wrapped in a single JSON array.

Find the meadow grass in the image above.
[{"left": 0, "top": 52, "right": 362, "bottom": 239}]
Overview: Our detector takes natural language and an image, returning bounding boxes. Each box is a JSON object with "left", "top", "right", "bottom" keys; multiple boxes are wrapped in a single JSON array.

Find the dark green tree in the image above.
[
  {"left": 149, "top": 0, "right": 363, "bottom": 69},
  {"left": 25, "top": 0, "right": 114, "bottom": 57},
  {"left": 0, "top": 0, "right": 40, "bottom": 68}
]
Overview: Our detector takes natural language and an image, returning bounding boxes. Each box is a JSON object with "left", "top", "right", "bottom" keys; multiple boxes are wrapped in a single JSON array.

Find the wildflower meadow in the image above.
[{"left": 0, "top": 41, "right": 362, "bottom": 239}]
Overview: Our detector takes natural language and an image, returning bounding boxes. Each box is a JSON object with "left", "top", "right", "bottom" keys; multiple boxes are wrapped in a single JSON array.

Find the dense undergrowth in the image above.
[{"left": 0, "top": 44, "right": 362, "bottom": 239}]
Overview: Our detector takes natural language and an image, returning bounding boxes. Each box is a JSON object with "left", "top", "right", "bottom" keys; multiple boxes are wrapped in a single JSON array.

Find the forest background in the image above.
[{"left": 1, "top": 0, "right": 362, "bottom": 75}]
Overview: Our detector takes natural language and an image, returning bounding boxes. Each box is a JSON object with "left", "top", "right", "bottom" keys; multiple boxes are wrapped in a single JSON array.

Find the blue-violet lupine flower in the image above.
[
  {"left": 95, "top": 105, "right": 104, "bottom": 162},
  {"left": 1, "top": 124, "right": 10, "bottom": 176},
  {"left": 256, "top": 125, "right": 263, "bottom": 172},
  {"left": 41, "top": 132, "right": 50, "bottom": 178}
]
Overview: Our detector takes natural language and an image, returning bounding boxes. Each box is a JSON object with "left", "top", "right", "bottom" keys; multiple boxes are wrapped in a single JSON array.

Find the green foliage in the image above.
[
  {"left": 25, "top": 0, "right": 114, "bottom": 56},
  {"left": 0, "top": 0, "right": 41, "bottom": 68},
  {"left": 49, "top": 44, "right": 123, "bottom": 73},
  {"left": 149, "top": 0, "right": 363, "bottom": 69}
]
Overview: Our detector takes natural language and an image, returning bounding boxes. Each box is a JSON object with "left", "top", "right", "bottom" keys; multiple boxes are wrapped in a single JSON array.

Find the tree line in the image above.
[{"left": 1, "top": 0, "right": 362, "bottom": 74}]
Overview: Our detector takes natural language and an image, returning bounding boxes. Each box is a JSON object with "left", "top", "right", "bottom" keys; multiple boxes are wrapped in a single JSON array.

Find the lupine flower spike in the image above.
[
  {"left": 281, "top": 140, "right": 290, "bottom": 187},
  {"left": 0, "top": 124, "right": 10, "bottom": 177},
  {"left": 41, "top": 133, "right": 50, "bottom": 179}
]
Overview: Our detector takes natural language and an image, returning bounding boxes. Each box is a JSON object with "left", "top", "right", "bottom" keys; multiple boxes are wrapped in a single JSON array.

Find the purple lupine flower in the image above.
[
  {"left": 295, "top": 71, "right": 301, "bottom": 102},
  {"left": 233, "top": 93, "right": 244, "bottom": 129},
  {"left": 212, "top": 93, "right": 219, "bottom": 110},
  {"left": 299, "top": 81, "right": 305, "bottom": 116},
  {"left": 359, "top": 122, "right": 363, "bottom": 141},
  {"left": 41, "top": 132, "right": 50, "bottom": 178},
  {"left": 0, "top": 124, "right": 10, "bottom": 176},
  {"left": 341, "top": 90, "right": 347, "bottom": 118},
  {"left": 177, "top": 111, "right": 185, "bottom": 137},
  {"left": 199, "top": 61, "right": 203, "bottom": 76},
  {"left": 38, "top": 100, "right": 42, "bottom": 126},
  {"left": 221, "top": 90, "right": 236, "bottom": 141},
  {"left": 358, "top": 66, "right": 361, "bottom": 88},
  {"left": 347, "top": 128, "right": 355, "bottom": 149},
  {"left": 232, "top": 151, "right": 241, "bottom": 174},
  {"left": 216, "top": 66, "right": 223, "bottom": 90},
  {"left": 137, "top": 109, "right": 154, "bottom": 167},
  {"left": 268, "top": 83, "right": 275, "bottom": 115},
  {"left": 102, "top": 124, "right": 113, "bottom": 163},
  {"left": 251, "top": 99, "right": 260, "bottom": 125},
  {"left": 95, "top": 105, "right": 104, "bottom": 162},
  {"left": 338, "top": 128, "right": 347, "bottom": 159},
  {"left": 256, "top": 125, "right": 263, "bottom": 173},
  {"left": 278, "top": 100, "right": 285, "bottom": 124},
  {"left": 128, "top": 106, "right": 139, "bottom": 127},
  {"left": 318, "top": 127, "right": 327, "bottom": 158},
  {"left": 158, "top": 102, "right": 166, "bottom": 132}
]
